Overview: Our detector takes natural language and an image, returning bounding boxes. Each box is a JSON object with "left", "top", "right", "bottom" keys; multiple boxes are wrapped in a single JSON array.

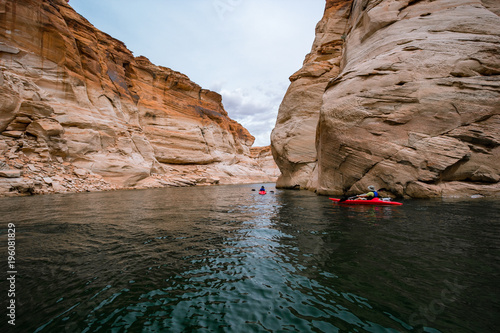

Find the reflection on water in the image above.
[{"left": 0, "top": 185, "right": 499, "bottom": 332}]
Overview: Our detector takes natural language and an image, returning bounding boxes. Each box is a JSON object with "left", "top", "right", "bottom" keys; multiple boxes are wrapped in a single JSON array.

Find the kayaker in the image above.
[
  {"left": 358, "top": 185, "right": 378, "bottom": 200},
  {"left": 260, "top": 186, "right": 265, "bottom": 192}
]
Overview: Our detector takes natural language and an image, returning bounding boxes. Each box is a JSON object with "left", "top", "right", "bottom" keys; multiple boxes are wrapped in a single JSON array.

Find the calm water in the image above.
[{"left": 1, "top": 184, "right": 499, "bottom": 332}]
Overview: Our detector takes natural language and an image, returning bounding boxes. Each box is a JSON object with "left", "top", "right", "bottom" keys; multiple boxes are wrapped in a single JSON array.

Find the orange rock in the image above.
[{"left": 0, "top": 0, "right": 277, "bottom": 194}]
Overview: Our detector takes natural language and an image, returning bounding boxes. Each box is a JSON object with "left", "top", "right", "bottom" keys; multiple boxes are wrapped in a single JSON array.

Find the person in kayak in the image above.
[
  {"left": 357, "top": 185, "right": 378, "bottom": 200},
  {"left": 260, "top": 186, "right": 265, "bottom": 192},
  {"left": 339, "top": 185, "right": 378, "bottom": 202}
]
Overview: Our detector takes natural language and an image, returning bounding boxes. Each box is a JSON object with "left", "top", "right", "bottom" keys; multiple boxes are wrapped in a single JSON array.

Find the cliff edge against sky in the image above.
[
  {"left": 0, "top": 0, "right": 278, "bottom": 195},
  {"left": 271, "top": 0, "right": 500, "bottom": 198}
]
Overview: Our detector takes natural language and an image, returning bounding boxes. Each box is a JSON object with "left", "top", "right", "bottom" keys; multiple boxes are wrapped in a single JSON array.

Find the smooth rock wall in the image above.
[{"left": 272, "top": 0, "right": 500, "bottom": 198}]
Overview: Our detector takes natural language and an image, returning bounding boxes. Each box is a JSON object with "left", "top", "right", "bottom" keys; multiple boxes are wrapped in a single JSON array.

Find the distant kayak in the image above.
[
  {"left": 329, "top": 197, "right": 402, "bottom": 206},
  {"left": 259, "top": 190, "right": 266, "bottom": 195}
]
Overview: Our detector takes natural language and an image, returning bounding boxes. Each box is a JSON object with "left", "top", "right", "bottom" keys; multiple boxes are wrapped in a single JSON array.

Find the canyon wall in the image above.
[
  {"left": 0, "top": 0, "right": 277, "bottom": 195},
  {"left": 271, "top": 0, "right": 500, "bottom": 198}
]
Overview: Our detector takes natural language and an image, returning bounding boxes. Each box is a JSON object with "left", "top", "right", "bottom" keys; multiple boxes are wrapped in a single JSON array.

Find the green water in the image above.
[{"left": 1, "top": 184, "right": 499, "bottom": 332}]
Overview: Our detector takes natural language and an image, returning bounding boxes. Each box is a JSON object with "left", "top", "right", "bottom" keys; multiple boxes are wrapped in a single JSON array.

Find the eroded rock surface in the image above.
[
  {"left": 0, "top": 0, "right": 278, "bottom": 196},
  {"left": 272, "top": 0, "right": 500, "bottom": 198},
  {"left": 271, "top": 0, "right": 353, "bottom": 190}
]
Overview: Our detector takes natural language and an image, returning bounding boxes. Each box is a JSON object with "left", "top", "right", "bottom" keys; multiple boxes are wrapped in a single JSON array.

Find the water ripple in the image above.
[{"left": 1, "top": 187, "right": 499, "bottom": 332}]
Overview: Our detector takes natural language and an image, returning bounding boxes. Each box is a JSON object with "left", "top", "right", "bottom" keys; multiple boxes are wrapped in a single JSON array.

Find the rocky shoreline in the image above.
[
  {"left": 1, "top": 137, "right": 117, "bottom": 196},
  {"left": 0, "top": 135, "right": 277, "bottom": 197}
]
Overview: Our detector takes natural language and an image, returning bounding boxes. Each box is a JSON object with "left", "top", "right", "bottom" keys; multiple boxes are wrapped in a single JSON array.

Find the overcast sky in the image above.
[{"left": 69, "top": 0, "right": 325, "bottom": 146}]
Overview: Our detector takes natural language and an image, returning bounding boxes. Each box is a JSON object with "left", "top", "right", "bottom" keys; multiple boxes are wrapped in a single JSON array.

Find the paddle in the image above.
[{"left": 339, "top": 195, "right": 358, "bottom": 202}]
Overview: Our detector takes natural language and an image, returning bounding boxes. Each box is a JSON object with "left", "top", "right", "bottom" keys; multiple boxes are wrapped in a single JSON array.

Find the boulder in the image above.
[
  {"left": 0, "top": 86, "right": 20, "bottom": 131},
  {"left": 26, "top": 118, "right": 64, "bottom": 139},
  {"left": 0, "top": 169, "right": 22, "bottom": 178}
]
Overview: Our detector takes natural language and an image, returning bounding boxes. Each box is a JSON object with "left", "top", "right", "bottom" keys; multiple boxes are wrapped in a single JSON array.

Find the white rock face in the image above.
[{"left": 272, "top": 0, "right": 500, "bottom": 198}]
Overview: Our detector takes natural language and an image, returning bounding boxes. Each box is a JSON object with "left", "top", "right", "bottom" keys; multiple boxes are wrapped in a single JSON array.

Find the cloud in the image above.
[
  {"left": 69, "top": 0, "right": 325, "bottom": 146},
  {"left": 212, "top": 95, "right": 275, "bottom": 146},
  {"left": 216, "top": 87, "right": 278, "bottom": 146},
  {"left": 220, "top": 89, "right": 268, "bottom": 117}
]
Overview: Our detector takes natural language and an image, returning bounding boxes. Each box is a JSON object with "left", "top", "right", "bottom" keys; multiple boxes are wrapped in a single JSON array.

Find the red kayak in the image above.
[
  {"left": 259, "top": 190, "right": 266, "bottom": 195},
  {"left": 329, "top": 197, "right": 402, "bottom": 206}
]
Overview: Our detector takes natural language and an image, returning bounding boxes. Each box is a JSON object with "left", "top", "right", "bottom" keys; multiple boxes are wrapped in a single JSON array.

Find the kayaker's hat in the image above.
[{"left": 368, "top": 185, "right": 376, "bottom": 191}]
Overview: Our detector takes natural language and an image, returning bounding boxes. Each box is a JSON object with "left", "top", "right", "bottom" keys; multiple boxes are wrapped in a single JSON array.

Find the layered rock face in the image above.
[
  {"left": 0, "top": 0, "right": 277, "bottom": 195},
  {"left": 250, "top": 146, "right": 281, "bottom": 180},
  {"left": 272, "top": 0, "right": 353, "bottom": 190},
  {"left": 272, "top": 0, "right": 500, "bottom": 198}
]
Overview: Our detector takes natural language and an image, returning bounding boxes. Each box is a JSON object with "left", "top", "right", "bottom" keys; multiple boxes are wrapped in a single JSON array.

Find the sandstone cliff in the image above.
[
  {"left": 271, "top": 0, "right": 500, "bottom": 198},
  {"left": 250, "top": 146, "right": 282, "bottom": 180},
  {"left": 0, "top": 0, "right": 278, "bottom": 196}
]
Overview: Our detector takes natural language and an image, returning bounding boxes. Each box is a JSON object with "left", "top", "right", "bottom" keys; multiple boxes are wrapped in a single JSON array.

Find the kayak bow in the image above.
[
  {"left": 259, "top": 190, "right": 266, "bottom": 195},
  {"left": 329, "top": 197, "right": 402, "bottom": 206}
]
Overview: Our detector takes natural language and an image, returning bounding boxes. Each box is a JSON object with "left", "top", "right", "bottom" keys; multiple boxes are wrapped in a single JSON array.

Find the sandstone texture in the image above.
[
  {"left": 271, "top": 0, "right": 500, "bottom": 198},
  {"left": 272, "top": 0, "right": 353, "bottom": 190},
  {"left": 0, "top": 0, "right": 278, "bottom": 196},
  {"left": 250, "top": 146, "right": 282, "bottom": 180}
]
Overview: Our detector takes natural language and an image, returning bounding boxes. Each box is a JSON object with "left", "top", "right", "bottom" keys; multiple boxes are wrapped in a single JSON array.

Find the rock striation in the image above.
[
  {"left": 250, "top": 146, "right": 282, "bottom": 180},
  {"left": 0, "top": 0, "right": 278, "bottom": 196},
  {"left": 272, "top": 0, "right": 353, "bottom": 190},
  {"left": 272, "top": 0, "right": 500, "bottom": 198}
]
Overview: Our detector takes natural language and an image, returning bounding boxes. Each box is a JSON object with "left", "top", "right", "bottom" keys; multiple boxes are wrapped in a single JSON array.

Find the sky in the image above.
[{"left": 69, "top": 0, "right": 326, "bottom": 146}]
